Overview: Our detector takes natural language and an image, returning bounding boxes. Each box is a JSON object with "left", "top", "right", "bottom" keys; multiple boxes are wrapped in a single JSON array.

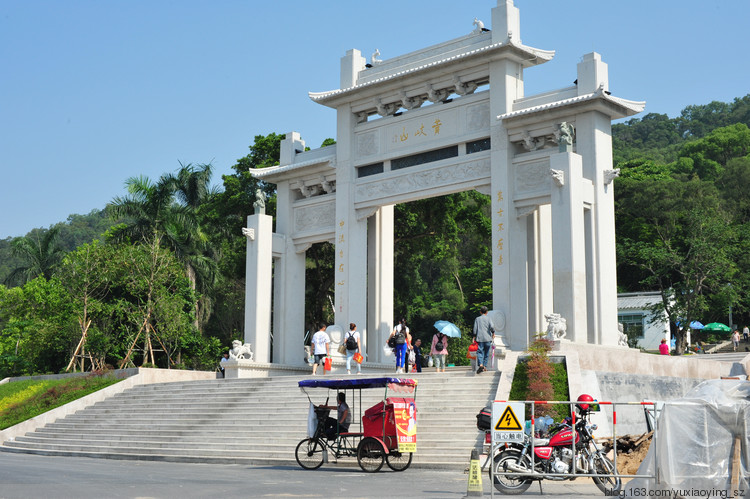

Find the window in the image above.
[
  {"left": 618, "top": 313, "right": 645, "bottom": 339},
  {"left": 357, "top": 162, "right": 384, "bottom": 178}
]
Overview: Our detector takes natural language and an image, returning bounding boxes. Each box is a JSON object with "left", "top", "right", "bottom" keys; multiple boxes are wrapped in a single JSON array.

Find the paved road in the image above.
[{"left": 0, "top": 452, "right": 607, "bottom": 499}]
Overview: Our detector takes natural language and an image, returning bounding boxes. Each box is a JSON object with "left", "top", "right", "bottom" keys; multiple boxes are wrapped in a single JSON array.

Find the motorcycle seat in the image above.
[{"left": 533, "top": 437, "right": 550, "bottom": 446}]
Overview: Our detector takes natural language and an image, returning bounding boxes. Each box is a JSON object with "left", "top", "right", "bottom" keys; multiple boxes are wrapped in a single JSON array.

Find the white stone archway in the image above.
[{"left": 244, "top": 0, "right": 644, "bottom": 366}]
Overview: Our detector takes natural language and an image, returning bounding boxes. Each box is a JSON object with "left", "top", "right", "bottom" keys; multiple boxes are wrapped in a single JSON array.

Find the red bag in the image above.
[
  {"left": 467, "top": 340, "right": 478, "bottom": 360},
  {"left": 324, "top": 357, "right": 332, "bottom": 371},
  {"left": 353, "top": 352, "right": 363, "bottom": 364}
]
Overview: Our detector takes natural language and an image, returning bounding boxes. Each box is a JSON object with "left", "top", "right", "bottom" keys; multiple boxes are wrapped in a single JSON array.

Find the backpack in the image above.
[
  {"left": 346, "top": 332, "right": 357, "bottom": 350},
  {"left": 435, "top": 334, "right": 445, "bottom": 352},
  {"left": 395, "top": 330, "right": 407, "bottom": 345}
]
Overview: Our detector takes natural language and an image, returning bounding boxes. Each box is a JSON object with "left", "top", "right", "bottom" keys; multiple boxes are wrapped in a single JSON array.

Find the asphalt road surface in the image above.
[{"left": 0, "top": 452, "right": 606, "bottom": 498}]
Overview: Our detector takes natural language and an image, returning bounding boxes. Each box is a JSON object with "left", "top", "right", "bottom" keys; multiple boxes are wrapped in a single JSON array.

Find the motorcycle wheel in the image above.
[
  {"left": 490, "top": 450, "right": 534, "bottom": 495},
  {"left": 591, "top": 452, "right": 622, "bottom": 495}
]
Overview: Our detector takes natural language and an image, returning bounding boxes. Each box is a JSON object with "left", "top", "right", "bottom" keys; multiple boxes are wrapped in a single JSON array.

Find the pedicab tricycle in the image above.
[{"left": 295, "top": 377, "right": 418, "bottom": 472}]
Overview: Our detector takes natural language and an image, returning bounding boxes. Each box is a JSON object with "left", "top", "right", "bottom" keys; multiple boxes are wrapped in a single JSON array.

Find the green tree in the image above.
[
  {"left": 6, "top": 227, "right": 65, "bottom": 285},
  {"left": 616, "top": 177, "right": 736, "bottom": 353}
]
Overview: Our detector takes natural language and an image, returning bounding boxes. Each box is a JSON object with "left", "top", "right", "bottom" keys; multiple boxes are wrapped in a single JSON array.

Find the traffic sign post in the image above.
[
  {"left": 490, "top": 402, "right": 525, "bottom": 499},
  {"left": 492, "top": 402, "right": 525, "bottom": 444}
]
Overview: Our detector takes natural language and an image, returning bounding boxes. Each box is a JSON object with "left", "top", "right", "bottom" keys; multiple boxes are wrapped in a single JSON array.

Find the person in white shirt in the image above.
[{"left": 311, "top": 323, "right": 331, "bottom": 375}]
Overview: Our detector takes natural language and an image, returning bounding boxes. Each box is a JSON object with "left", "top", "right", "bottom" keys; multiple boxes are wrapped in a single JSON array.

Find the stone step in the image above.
[{"left": 1, "top": 370, "right": 500, "bottom": 469}]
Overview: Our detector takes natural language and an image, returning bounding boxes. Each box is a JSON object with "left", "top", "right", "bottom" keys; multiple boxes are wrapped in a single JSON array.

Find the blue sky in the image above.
[{"left": 1, "top": 0, "right": 748, "bottom": 239}]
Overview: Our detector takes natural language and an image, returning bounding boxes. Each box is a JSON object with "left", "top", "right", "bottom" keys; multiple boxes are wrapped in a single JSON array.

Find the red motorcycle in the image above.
[{"left": 488, "top": 394, "right": 621, "bottom": 495}]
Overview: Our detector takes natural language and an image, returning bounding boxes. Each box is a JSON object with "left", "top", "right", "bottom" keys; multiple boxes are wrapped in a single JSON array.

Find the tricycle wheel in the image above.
[
  {"left": 357, "top": 437, "right": 385, "bottom": 472},
  {"left": 385, "top": 450, "right": 412, "bottom": 471},
  {"left": 295, "top": 438, "right": 324, "bottom": 470}
]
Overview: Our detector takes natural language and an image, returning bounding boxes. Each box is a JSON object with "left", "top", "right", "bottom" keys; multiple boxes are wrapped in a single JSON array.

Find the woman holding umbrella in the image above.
[{"left": 432, "top": 321, "right": 458, "bottom": 373}]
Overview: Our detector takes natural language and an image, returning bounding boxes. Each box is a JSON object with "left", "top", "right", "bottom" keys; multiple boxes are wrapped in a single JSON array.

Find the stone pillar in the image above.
[
  {"left": 549, "top": 152, "right": 588, "bottom": 342},
  {"left": 577, "top": 52, "right": 619, "bottom": 346},
  {"left": 333, "top": 102, "right": 368, "bottom": 351},
  {"left": 490, "top": 52, "right": 524, "bottom": 349},
  {"left": 367, "top": 206, "right": 394, "bottom": 364},
  {"left": 271, "top": 179, "right": 306, "bottom": 365},
  {"left": 244, "top": 213, "right": 273, "bottom": 363}
]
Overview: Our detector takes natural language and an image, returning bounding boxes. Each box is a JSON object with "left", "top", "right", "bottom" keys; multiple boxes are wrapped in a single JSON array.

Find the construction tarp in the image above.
[{"left": 623, "top": 379, "right": 750, "bottom": 496}]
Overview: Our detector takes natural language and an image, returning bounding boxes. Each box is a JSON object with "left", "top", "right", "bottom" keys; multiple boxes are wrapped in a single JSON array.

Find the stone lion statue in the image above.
[
  {"left": 545, "top": 313, "right": 567, "bottom": 340},
  {"left": 229, "top": 340, "right": 254, "bottom": 361},
  {"left": 617, "top": 323, "right": 629, "bottom": 347}
]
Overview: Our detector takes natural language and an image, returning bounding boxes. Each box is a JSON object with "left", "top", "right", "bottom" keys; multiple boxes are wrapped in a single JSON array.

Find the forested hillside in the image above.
[{"left": 1, "top": 95, "right": 749, "bottom": 377}]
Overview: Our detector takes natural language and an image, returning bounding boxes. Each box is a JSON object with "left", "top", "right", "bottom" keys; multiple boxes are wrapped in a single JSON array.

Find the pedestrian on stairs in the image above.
[
  {"left": 472, "top": 306, "right": 495, "bottom": 374},
  {"left": 311, "top": 323, "right": 331, "bottom": 375},
  {"left": 389, "top": 318, "right": 411, "bottom": 374},
  {"left": 431, "top": 330, "right": 448, "bottom": 373}
]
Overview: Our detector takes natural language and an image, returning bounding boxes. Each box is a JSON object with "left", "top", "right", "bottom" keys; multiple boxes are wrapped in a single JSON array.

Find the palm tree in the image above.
[
  {"left": 6, "top": 226, "right": 64, "bottom": 285},
  {"left": 107, "top": 163, "right": 219, "bottom": 329}
]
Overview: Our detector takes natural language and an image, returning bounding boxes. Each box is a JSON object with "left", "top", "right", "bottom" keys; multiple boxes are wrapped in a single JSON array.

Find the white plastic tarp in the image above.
[{"left": 624, "top": 380, "right": 750, "bottom": 497}]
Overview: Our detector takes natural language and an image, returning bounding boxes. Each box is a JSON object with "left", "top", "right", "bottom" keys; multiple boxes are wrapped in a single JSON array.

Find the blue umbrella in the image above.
[
  {"left": 434, "top": 320, "right": 461, "bottom": 338},
  {"left": 689, "top": 320, "right": 704, "bottom": 330}
]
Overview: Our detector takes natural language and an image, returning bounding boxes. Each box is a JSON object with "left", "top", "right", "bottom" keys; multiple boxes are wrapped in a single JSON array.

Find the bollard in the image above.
[{"left": 466, "top": 448, "right": 482, "bottom": 497}]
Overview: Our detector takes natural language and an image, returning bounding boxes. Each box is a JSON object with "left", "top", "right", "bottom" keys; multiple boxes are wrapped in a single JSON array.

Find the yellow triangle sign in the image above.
[{"left": 495, "top": 405, "right": 523, "bottom": 431}]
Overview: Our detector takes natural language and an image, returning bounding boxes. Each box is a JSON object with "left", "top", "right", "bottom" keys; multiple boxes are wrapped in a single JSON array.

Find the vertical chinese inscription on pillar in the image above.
[
  {"left": 496, "top": 191, "right": 504, "bottom": 266},
  {"left": 337, "top": 220, "right": 345, "bottom": 289}
]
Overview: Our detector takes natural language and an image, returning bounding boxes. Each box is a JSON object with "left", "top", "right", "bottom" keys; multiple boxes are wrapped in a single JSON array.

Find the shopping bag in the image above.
[
  {"left": 383, "top": 344, "right": 394, "bottom": 357},
  {"left": 353, "top": 352, "right": 363, "bottom": 364},
  {"left": 324, "top": 356, "right": 332, "bottom": 371},
  {"left": 467, "top": 341, "right": 478, "bottom": 360},
  {"left": 337, "top": 343, "right": 347, "bottom": 355}
]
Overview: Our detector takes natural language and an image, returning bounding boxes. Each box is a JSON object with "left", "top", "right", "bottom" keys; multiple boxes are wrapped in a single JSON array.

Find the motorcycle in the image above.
[{"left": 487, "top": 394, "right": 621, "bottom": 495}]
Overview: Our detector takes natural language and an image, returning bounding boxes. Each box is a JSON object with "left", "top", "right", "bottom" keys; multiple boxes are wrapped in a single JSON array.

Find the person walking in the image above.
[
  {"left": 732, "top": 329, "right": 741, "bottom": 352},
  {"left": 472, "top": 306, "right": 495, "bottom": 374},
  {"left": 743, "top": 325, "right": 749, "bottom": 343},
  {"left": 311, "top": 323, "right": 330, "bottom": 375},
  {"left": 344, "top": 323, "right": 361, "bottom": 374},
  {"left": 431, "top": 329, "right": 448, "bottom": 373},
  {"left": 389, "top": 318, "right": 410, "bottom": 374}
]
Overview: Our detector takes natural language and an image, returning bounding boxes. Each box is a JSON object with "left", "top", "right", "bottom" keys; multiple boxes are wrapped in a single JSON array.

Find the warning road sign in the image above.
[
  {"left": 492, "top": 402, "right": 525, "bottom": 444},
  {"left": 495, "top": 405, "right": 522, "bottom": 430}
]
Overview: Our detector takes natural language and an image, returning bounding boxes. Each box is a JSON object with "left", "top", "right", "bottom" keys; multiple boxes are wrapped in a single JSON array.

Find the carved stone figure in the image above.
[
  {"left": 453, "top": 76, "right": 478, "bottom": 96},
  {"left": 425, "top": 83, "right": 451, "bottom": 104},
  {"left": 545, "top": 313, "right": 567, "bottom": 340},
  {"left": 550, "top": 168, "right": 565, "bottom": 187},
  {"left": 229, "top": 340, "right": 254, "bottom": 361},
  {"left": 371, "top": 48, "right": 382, "bottom": 65},
  {"left": 603, "top": 169, "right": 620, "bottom": 185},
  {"left": 253, "top": 188, "right": 267, "bottom": 215},
  {"left": 557, "top": 122, "right": 575, "bottom": 152},
  {"left": 617, "top": 323, "right": 629, "bottom": 347},
  {"left": 374, "top": 98, "right": 399, "bottom": 117}
]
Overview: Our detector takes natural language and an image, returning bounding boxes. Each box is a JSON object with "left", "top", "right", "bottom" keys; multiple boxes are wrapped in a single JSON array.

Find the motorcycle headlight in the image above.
[{"left": 589, "top": 424, "right": 598, "bottom": 431}]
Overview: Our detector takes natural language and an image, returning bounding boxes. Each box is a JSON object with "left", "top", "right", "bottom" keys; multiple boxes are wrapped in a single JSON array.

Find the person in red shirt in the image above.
[{"left": 658, "top": 338, "right": 670, "bottom": 355}]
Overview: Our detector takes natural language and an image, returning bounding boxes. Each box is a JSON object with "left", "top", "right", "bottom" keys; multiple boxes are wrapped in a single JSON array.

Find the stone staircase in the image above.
[{"left": 1, "top": 370, "right": 499, "bottom": 469}]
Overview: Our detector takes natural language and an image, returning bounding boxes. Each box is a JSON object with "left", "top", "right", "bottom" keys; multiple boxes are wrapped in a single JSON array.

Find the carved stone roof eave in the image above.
[
  {"left": 251, "top": 154, "right": 337, "bottom": 182},
  {"left": 309, "top": 41, "right": 554, "bottom": 108},
  {"left": 498, "top": 90, "right": 645, "bottom": 127}
]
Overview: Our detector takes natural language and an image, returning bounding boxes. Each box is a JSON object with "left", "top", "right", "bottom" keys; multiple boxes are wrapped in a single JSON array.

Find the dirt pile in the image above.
[{"left": 601, "top": 431, "right": 653, "bottom": 475}]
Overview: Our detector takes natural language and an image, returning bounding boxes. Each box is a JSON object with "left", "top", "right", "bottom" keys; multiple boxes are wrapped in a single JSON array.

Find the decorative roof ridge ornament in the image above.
[
  {"left": 371, "top": 48, "right": 383, "bottom": 66},
  {"left": 473, "top": 18, "right": 490, "bottom": 34}
]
